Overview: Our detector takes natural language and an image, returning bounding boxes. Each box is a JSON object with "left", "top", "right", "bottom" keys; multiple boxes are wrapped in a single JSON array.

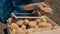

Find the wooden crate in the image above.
[{"left": 7, "top": 16, "right": 60, "bottom": 34}]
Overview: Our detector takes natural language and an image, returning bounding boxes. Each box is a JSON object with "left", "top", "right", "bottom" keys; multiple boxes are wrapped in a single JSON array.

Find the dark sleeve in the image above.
[
  {"left": 0, "top": 0, "right": 14, "bottom": 22},
  {"left": 24, "top": 0, "right": 44, "bottom": 4},
  {"left": 12, "top": 0, "right": 25, "bottom": 13},
  {"left": 30, "top": 0, "right": 44, "bottom": 3}
]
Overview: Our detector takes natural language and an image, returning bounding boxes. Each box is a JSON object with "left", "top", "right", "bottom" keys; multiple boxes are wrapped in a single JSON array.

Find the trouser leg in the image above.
[
  {"left": 0, "top": 22, "right": 8, "bottom": 34},
  {"left": 4, "top": 28, "right": 8, "bottom": 34}
]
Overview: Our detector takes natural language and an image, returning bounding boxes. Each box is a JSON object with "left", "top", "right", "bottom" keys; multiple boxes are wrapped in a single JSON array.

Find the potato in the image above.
[
  {"left": 34, "top": 28, "right": 41, "bottom": 32},
  {"left": 27, "top": 28, "right": 34, "bottom": 33},
  {"left": 35, "top": 19, "right": 41, "bottom": 24},
  {"left": 34, "top": 25, "right": 41, "bottom": 32},
  {"left": 40, "top": 28, "right": 51, "bottom": 31},
  {"left": 11, "top": 29, "right": 16, "bottom": 34},
  {"left": 24, "top": 19, "right": 29, "bottom": 25},
  {"left": 41, "top": 16, "right": 47, "bottom": 23},
  {"left": 16, "top": 20, "right": 24, "bottom": 26},
  {"left": 34, "top": 25, "right": 39, "bottom": 29},
  {"left": 21, "top": 25, "right": 26, "bottom": 29},
  {"left": 10, "top": 23, "right": 19, "bottom": 29},
  {"left": 46, "top": 23, "right": 52, "bottom": 29},
  {"left": 7, "top": 17, "right": 13, "bottom": 24},
  {"left": 38, "top": 22, "right": 52, "bottom": 28},
  {"left": 16, "top": 28, "right": 26, "bottom": 34},
  {"left": 24, "top": 29, "right": 27, "bottom": 33},
  {"left": 28, "top": 21, "right": 37, "bottom": 28},
  {"left": 38, "top": 22, "right": 47, "bottom": 27},
  {"left": 52, "top": 25, "right": 59, "bottom": 30}
]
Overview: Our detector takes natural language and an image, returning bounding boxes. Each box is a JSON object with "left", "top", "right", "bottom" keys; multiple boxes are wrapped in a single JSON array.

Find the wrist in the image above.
[{"left": 23, "top": 4, "right": 36, "bottom": 10}]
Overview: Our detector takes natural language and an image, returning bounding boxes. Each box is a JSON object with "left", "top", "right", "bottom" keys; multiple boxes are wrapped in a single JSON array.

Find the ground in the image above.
[{"left": 45, "top": 0, "right": 60, "bottom": 25}]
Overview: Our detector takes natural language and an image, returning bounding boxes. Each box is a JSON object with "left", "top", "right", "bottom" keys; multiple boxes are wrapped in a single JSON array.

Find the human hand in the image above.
[
  {"left": 35, "top": 2, "right": 52, "bottom": 14},
  {"left": 23, "top": 2, "right": 52, "bottom": 15}
]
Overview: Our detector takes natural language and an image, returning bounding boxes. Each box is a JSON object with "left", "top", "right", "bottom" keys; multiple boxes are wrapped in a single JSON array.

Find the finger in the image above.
[
  {"left": 37, "top": 8, "right": 52, "bottom": 15},
  {"left": 40, "top": 2, "right": 49, "bottom": 7},
  {"left": 42, "top": 8, "right": 52, "bottom": 14},
  {"left": 38, "top": 5, "right": 52, "bottom": 14},
  {"left": 35, "top": 3, "right": 52, "bottom": 14},
  {"left": 37, "top": 10, "right": 42, "bottom": 16}
]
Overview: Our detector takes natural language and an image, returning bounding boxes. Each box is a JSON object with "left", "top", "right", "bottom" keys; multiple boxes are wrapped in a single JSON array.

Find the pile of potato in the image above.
[{"left": 7, "top": 16, "right": 59, "bottom": 34}]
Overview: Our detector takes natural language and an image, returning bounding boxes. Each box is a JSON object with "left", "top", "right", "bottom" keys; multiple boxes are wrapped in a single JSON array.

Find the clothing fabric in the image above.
[
  {"left": 0, "top": 22, "right": 7, "bottom": 34},
  {"left": 0, "top": 0, "right": 43, "bottom": 34},
  {"left": 0, "top": 0, "right": 43, "bottom": 22},
  {"left": 0, "top": 0, "right": 24, "bottom": 22}
]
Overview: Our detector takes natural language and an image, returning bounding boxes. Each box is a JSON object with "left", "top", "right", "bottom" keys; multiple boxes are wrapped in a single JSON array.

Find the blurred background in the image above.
[{"left": 45, "top": 0, "right": 60, "bottom": 25}]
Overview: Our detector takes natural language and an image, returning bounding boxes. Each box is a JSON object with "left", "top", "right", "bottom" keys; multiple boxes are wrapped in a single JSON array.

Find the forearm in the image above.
[
  {"left": 23, "top": 4, "right": 36, "bottom": 10},
  {"left": 19, "top": 2, "right": 52, "bottom": 14},
  {"left": 23, "top": 2, "right": 45, "bottom": 11}
]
